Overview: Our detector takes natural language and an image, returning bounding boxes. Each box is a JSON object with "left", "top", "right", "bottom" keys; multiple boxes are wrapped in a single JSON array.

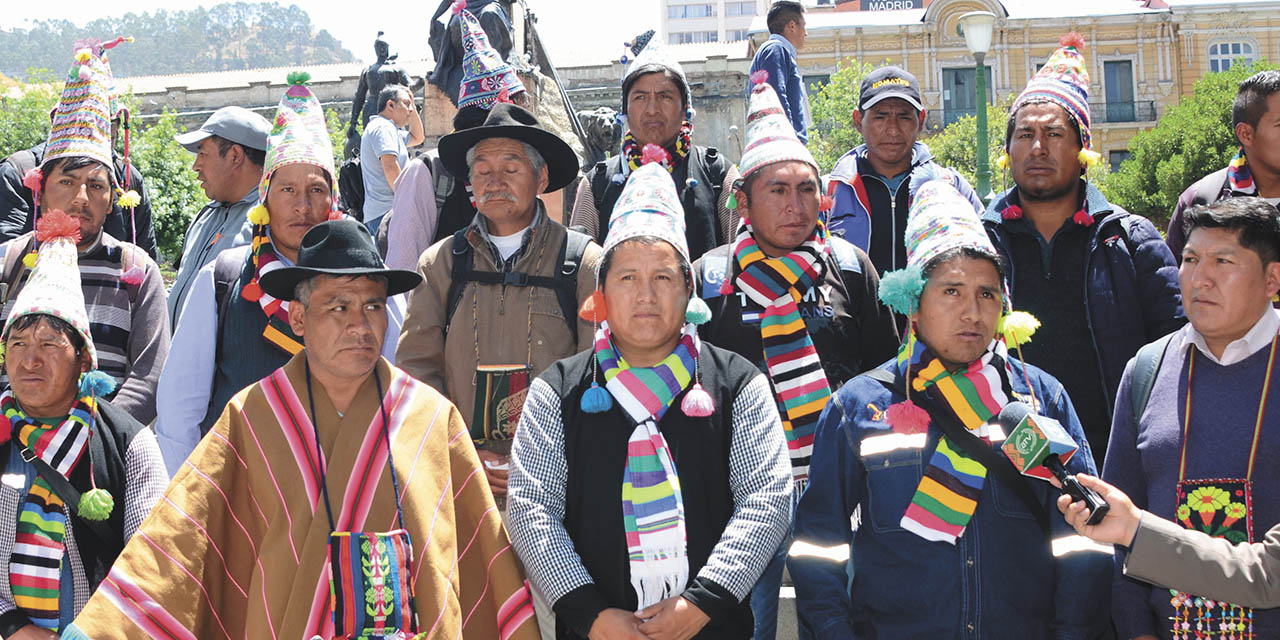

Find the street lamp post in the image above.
[{"left": 958, "top": 11, "right": 997, "bottom": 203}]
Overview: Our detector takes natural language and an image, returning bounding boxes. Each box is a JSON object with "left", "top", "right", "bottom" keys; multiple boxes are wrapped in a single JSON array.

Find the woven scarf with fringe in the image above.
[
  {"left": 895, "top": 336, "right": 1014, "bottom": 544},
  {"left": 0, "top": 389, "right": 96, "bottom": 631},
  {"left": 239, "top": 224, "right": 303, "bottom": 355},
  {"left": 594, "top": 321, "right": 698, "bottom": 609},
  {"left": 1228, "top": 148, "right": 1257, "bottom": 195},
  {"left": 729, "top": 224, "right": 830, "bottom": 495}
]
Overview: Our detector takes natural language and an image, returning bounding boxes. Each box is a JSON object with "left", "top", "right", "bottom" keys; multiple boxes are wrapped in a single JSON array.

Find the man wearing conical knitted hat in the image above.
[
  {"left": 0, "top": 37, "right": 169, "bottom": 427},
  {"left": 153, "top": 73, "right": 408, "bottom": 475},
  {"left": 790, "top": 168, "right": 1112, "bottom": 636},
  {"left": 508, "top": 143, "right": 794, "bottom": 640},
  {"left": 690, "top": 72, "right": 899, "bottom": 639},
  {"left": 0, "top": 209, "right": 166, "bottom": 635},
  {"left": 986, "top": 33, "right": 1184, "bottom": 462}
]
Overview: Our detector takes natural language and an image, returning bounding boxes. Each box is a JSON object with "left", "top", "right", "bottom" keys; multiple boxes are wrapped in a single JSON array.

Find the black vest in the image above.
[
  {"left": 200, "top": 256, "right": 293, "bottom": 430},
  {"left": 589, "top": 146, "right": 729, "bottom": 262},
  {"left": 541, "top": 344, "right": 760, "bottom": 639},
  {"left": 695, "top": 240, "right": 871, "bottom": 389}
]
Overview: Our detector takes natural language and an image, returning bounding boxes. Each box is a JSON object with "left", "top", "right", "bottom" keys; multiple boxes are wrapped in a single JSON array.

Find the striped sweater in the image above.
[{"left": 0, "top": 232, "right": 170, "bottom": 424}]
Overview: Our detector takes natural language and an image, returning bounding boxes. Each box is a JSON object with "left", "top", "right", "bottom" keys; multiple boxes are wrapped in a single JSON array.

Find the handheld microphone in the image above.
[{"left": 996, "top": 402, "right": 1110, "bottom": 526}]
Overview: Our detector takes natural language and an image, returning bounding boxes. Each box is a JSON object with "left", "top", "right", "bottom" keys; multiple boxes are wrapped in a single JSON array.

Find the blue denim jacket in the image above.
[{"left": 790, "top": 358, "right": 1112, "bottom": 639}]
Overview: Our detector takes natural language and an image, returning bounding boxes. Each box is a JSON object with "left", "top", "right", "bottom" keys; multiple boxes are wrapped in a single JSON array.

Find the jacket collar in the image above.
[
  {"left": 982, "top": 180, "right": 1114, "bottom": 226},
  {"left": 829, "top": 141, "right": 934, "bottom": 183},
  {"left": 765, "top": 33, "right": 798, "bottom": 57}
]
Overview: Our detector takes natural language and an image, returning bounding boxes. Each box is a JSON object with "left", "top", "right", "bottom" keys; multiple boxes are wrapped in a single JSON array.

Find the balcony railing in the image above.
[{"left": 1094, "top": 100, "right": 1157, "bottom": 123}]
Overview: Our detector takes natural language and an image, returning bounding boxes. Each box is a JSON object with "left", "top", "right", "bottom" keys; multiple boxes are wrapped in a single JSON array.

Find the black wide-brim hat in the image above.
[
  {"left": 259, "top": 219, "right": 423, "bottom": 301},
  {"left": 438, "top": 103, "right": 580, "bottom": 192}
]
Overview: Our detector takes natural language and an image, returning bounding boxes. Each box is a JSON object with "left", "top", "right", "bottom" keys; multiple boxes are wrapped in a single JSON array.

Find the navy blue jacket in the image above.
[
  {"left": 790, "top": 357, "right": 1112, "bottom": 639},
  {"left": 748, "top": 34, "right": 809, "bottom": 143},
  {"left": 983, "top": 182, "right": 1185, "bottom": 421}
]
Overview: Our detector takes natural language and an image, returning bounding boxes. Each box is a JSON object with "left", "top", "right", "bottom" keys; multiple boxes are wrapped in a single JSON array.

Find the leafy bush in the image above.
[
  {"left": 807, "top": 59, "right": 874, "bottom": 172},
  {"left": 0, "top": 70, "right": 59, "bottom": 158},
  {"left": 130, "top": 110, "right": 205, "bottom": 261},
  {"left": 1104, "top": 60, "right": 1280, "bottom": 230}
]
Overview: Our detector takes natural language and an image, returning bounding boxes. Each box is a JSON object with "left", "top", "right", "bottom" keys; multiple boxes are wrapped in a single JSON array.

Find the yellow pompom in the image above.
[
  {"left": 74, "top": 49, "right": 91, "bottom": 63},
  {"left": 21, "top": 252, "right": 36, "bottom": 269},
  {"left": 247, "top": 204, "right": 270, "bottom": 226},
  {"left": 999, "top": 311, "right": 1041, "bottom": 347},
  {"left": 1078, "top": 148, "right": 1102, "bottom": 169},
  {"left": 117, "top": 190, "right": 141, "bottom": 209},
  {"left": 995, "top": 152, "right": 1010, "bottom": 171}
]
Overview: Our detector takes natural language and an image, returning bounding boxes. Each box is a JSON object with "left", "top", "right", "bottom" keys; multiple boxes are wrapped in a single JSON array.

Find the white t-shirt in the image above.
[{"left": 490, "top": 228, "right": 527, "bottom": 261}]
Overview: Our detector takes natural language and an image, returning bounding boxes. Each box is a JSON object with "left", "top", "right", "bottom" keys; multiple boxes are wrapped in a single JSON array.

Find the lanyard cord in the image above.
[
  {"left": 1179, "top": 333, "right": 1279, "bottom": 483},
  {"left": 303, "top": 361, "right": 407, "bottom": 533}
]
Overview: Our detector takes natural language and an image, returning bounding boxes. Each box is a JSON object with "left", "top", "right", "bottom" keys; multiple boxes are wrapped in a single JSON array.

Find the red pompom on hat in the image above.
[
  {"left": 35, "top": 209, "right": 82, "bottom": 244},
  {"left": 1059, "top": 32, "right": 1086, "bottom": 50},
  {"left": 451, "top": 0, "right": 465, "bottom": 14},
  {"left": 641, "top": 143, "right": 670, "bottom": 167},
  {"left": 750, "top": 69, "right": 769, "bottom": 85}
]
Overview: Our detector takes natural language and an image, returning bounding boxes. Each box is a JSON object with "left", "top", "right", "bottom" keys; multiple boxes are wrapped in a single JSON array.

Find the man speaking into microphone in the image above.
[{"left": 789, "top": 174, "right": 1113, "bottom": 638}]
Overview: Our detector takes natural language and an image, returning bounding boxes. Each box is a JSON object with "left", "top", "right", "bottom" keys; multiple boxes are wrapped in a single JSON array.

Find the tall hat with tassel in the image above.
[
  {"left": 2, "top": 210, "right": 120, "bottom": 521},
  {"left": 739, "top": 70, "right": 819, "bottom": 179},
  {"left": 877, "top": 169, "right": 1041, "bottom": 432},
  {"left": 1007, "top": 33, "right": 1101, "bottom": 170},
  {"left": 453, "top": 0, "right": 526, "bottom": 110},
  {"left": 24, "top": 37, "right": 142, "bottom": 252},
  {"left": 241, "top": 72, "right": 342, "bottom": 313},
  {"left": 579, "top": 144, "right": 715, "bottom": 417}
]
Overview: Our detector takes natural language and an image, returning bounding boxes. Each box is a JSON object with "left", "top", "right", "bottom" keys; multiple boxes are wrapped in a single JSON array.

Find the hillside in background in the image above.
[{"left": 0, "top": 2, "right": 354, "bottom": 79}]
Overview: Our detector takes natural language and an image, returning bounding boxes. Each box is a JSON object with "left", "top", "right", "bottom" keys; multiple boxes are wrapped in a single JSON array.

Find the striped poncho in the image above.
[{"left": 64, "top": 354, "right": 538, "bottom": 639}]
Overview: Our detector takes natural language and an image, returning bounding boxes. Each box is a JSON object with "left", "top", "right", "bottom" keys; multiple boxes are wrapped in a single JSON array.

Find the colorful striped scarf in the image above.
[
  {"left": 730, "top": 225, "right": 830, "bottom": 493},
  {"left": 595, "top": 321, "right": 696, "bottom": 609},
  {"left": 896, "top": 337, "right": 1014, "bottom": 544},
  {"left": 621, "top": 121, "right": 693, "bottom": 174},
  {"left": 0, "top": 389, "right": 97, "bottom": 631},
  {"left": 239, "top": 225, "right": 303, "bottom": 355},
  {"left": 1228, "top": 148, "right": 1256, "bottom": 195}
]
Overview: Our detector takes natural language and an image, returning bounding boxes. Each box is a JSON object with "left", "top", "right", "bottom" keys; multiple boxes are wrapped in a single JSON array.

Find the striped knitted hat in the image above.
[
  {"left": 1013, "top": 33, "right": 1092, "bottom": 151},
  {"left": 4, "top": 211, "right": 97, "bottom": 369},
  {"left": 455, "top": 3, "right": 525, "bottom": 110},
  {"left": 739, "top": 70, "right": 817, "bottom": 179},
  {"left": 43, "top": 37, "right": 133, "bottom": 171},
  {"left": 258, "top": 72, "right": 339, "bottom": 214},
  {"left": 603, "top": 146, "right": 688, "bottom": 262}
]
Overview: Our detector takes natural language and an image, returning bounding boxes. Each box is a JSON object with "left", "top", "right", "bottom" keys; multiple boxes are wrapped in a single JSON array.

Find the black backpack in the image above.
[
  {"left": 338, "top": 156, "right": 366, "bottom": 221},
  {"left": 444, "top": 228, "right": 590, "bottom": 341}
]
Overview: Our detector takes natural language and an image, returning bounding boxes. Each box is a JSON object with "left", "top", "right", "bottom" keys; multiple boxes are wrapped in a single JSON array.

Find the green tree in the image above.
[
  {"left": 130, "top": 110, "right": 205, "bottom": 261},
  {"left": 923, "top": 100, "right": 1010, "bottom": 197},
  {"left": 0, "top": 70, "right": 59, "bottom": 157},
  {"left": 1105, "top": 60, "right": 1280, "bottom": 230},
  {"left": 807, "top": 59, "right": 875, "bottom": 172}
]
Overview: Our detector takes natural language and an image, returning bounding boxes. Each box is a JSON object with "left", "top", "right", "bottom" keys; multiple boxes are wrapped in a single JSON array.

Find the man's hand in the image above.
[
  {"left": 1053, "top": 473, "right": 1141, "bottom": 546},
  {"left": 589, "top": 608, "right": 650, "bottom": 640},
  {"left": 636, "top": 595, "right": 710, "bottom": 640},
  {"left": 476, "top": 449, "right": 510, "bottom": 497},
  {"left": 9, "top": 625, "right": 59, "bottom": 640}
]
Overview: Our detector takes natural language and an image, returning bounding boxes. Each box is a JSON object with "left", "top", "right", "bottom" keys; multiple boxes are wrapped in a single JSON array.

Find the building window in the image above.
[
  {"left": 942, "top": 67, "right": 993, "bottom": 125},
  {"left": 667, "top": 3, "right": 715, "bottom": 19},
  {"left": 727, "top": 29, "right": 751, "bottom": 41},
  {"left": 726, "top": 1, "right": 757, "bottom": 16},
  {"left": 1209, "top": 41, "right": 1256, "bottom": 73},
  {"left": 1108, "top": 150, "right": 1131, "bottom": 172},
  {"left": 668, "top": 31, "right": 718, "bottom": 44},
  {"left": 1104, "top": 60, "right": 1136, "bottom": 123}
]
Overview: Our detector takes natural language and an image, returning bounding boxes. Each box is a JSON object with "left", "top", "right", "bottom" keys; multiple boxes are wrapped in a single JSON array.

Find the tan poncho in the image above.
[{"left": 64, "top": 354, "right": 538, "bottom": 639}]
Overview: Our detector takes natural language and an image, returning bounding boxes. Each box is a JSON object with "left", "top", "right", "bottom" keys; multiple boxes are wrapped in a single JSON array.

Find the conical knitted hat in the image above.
[
  {"left": 1014, "top": 33, "right": 1092, "bottom": 151},
  {"left": 603, "top": 145, "right": 688, "bottom": 262},
  {"left": 739, "top": 70, "right": 817, "bottom": 179},
  {"left": 903, "top": 174, "right": 996, "bottom": 271},
  {"left": 43, "top": 36, "right": 132, "bottom": 171},
  {"left": 259, "top": 72, "right": 338, "bottom": 214},
  {"left": 4, "top": 211, "right": 97, "bottom": 369},
  {"left": 455, "top": 3, "right": 525, "bottom": 110}
]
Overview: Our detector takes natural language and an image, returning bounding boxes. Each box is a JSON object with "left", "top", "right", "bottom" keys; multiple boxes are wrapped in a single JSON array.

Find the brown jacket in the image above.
[
  {"left": 1126, "top": 511, "right": 1280, "bottom": 608},
  {"left": 396, "top": 213, "right": 601, "bottom": 443}
]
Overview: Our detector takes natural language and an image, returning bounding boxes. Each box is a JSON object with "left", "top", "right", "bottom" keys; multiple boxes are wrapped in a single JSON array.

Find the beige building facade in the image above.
[{"left": 761, "top": 0, "right": 1280, "bottom": 169}]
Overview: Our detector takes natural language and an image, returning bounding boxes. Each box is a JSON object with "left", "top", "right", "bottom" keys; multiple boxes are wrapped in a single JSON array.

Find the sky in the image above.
[{"left": 5, "top": 0, "right": 662, "bottom": 70}]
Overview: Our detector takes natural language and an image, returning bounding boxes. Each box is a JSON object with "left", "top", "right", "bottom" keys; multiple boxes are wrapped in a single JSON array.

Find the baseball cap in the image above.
[
  {"left": 175, "top": 106, "right": 271, "bottom": 153},
  {"left": 859, "top": 66, "right": 924, "bottom": 112}
]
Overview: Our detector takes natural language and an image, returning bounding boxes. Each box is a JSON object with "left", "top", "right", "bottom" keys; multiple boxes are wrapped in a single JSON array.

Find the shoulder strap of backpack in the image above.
[
  {"left": 443, "top": 229, "right": 474, "bottom": 339},
  {"left": 555, "top": 230, "right": 590, "bottom": 341},
  {"left": 1195, "top": 167, "right": 1231, "bottom": 205},
  {"left": 429, "top": 151, "right": 452, "bottom": 214},
  {"left": 1129, "top": 333, "right": 1173, "bottom": 425},
  {"left": 862, "top": 367, "right": 1051, "bottom": 534},
  {"left": 590, "top": 160, "right": 615, "bottom": 239}
]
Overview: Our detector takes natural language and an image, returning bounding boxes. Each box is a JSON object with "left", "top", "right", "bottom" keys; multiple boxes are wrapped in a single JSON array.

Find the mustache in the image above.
[{"left": 476, "top": 191, "right": 519, "bottom": 204}]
